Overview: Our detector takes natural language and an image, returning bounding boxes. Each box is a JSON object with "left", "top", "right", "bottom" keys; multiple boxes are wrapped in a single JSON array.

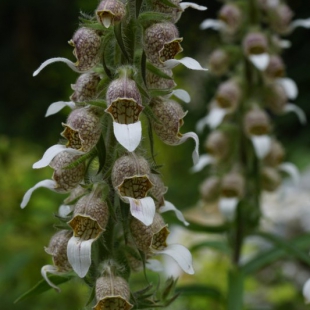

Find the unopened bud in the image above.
[
  {"left": 96, "top": 0, "right": 126, "bottom": 28},
  {"left": 208, "top": 49, "right": 230, "bottom": 76},
  {"left": 261, "top": 167, "right": 281, "bottom": 192},
  {"left": 94, "top": 275, "right": 133, "bottom": 310},
  {"left": 219, "top": 4, "right": 242, "bottom": 35},
  {"left": 221, "top": 172, "right": 245, "bottom": 198},
  {"left": 61, "top": 107, "right": 102, "bottom": 152},
  {"left": 244, "top": 108, "right": 271, "bottom": 136},
  {"left": 70, "top": 73, "right": 101, "bottom": 103},
  {"left": 205, "top": 130, "right": 229, "bottom": 161},
  {"left": 69, "top": 27, "right": 101, "bottom": 71},
  {"left": 199, "top": 177, "right": 221, "bottom": 203},
  {"left": 243, "top": 32, "right": 268, "bottom": 55},
  {"left": 265, "top": 55, "right": 285, "bottom": 79},
  {"left": 144, "top": 22, "right": 183, "bottom": 67},
  {"left": 264, "top": 140, "right": 285, "bottom": 167},
  {"left": 216, "top": 79, "right": 241, "bottom": 110}
]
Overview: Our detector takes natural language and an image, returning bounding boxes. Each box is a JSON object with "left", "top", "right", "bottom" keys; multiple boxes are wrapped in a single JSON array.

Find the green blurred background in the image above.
[{"left": 1, "top": 0, "right": 310, "bottom": 309}]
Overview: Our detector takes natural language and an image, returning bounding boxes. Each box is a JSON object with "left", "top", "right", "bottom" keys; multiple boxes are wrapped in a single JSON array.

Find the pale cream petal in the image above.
[
  {"left": 178, "top": 132, "right": 199, "bottom": 165},
  {"left": 291, "top": 18, "right": 310, "bottom": 31},
  {"left": 180, "top": 2, "right": 207, "bottom": 11},
  {"left": 159, "top": 200, "right": 189, "bottom": 226},
  {"left": 251, "top": 135, "right": 272, "bottom": 159},
  {"left": 249, "top": 53, "right": 270, "bottom": 71},
  {"left": 45, "top": 101, "right": 75, "bottom": 117},
  {"left": 277, "top": 78, "right": 298, "bottom": 100},
  {"left": 146, "top": 259, "right": 164, "bottom": 272},
  {"left": 200, "top": 19, "right": 225, "bottom": 31},
  {"left": 20, "top": 180, "right": 57, "bottom": 209},
  {"left": 113, "top": 121, "right": 142, "bottom": 152},
  {"left": 164, "top": 57, "right": 208, "bottom": 71},
  {"left": 278, "top": 162, "right": 300, "bottom": 186},
  {"left": 219, "top": 197, "right": 239, "bottom": 222},
  {"left": 58, "top": 204, "right": 74, "bottom": 217},
  {"left": 41, "top": 265, "right": 62, "bottom": 293},
  {"left": 284, "top": 103, "right": 307, "bottom": 125},
  {"left": 303, "top": 278, "right": 310, "bottom": 304},
  {"left": 172, "top": 89, "right": 191, "bottom": 103},
  {"left": 190, "top": 154, "right": 214, "bottom": 173},
  {"left": 206, "top": 107, "right": 227, "bottom": 129}
]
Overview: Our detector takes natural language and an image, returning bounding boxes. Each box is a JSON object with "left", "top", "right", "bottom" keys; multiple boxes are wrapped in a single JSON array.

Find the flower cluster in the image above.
[
  {"left": 195, "top": 1, "right": 306, "bottom": 226},
  {"left": 20, "top": 0, "right": 207, "bottom": 308}
]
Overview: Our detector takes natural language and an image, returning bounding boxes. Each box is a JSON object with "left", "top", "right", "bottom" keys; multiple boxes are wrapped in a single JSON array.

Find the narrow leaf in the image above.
[
  {"left": 176, "top": 284, "right": 223, "bottom": 301},
  {"left": 114, "top": 22, "right": 130, "bottom": 62},
  {"left": 146, "top": 62, "right": 174, "bottom": 80},
  {"left": 190, "top": 240, "right": 230, "bottom": 254},
  {"left": 227, "top": 269, "right": 243, "bottom": 310},
  {"left": 138, "top": 12, "right": 170, "bottom": 27},
  {"left": 185, "top": 220, "right": 229, "bottom": 233},
  {"left": 14, "top": 274, "right": 75, "bottom": 303}
]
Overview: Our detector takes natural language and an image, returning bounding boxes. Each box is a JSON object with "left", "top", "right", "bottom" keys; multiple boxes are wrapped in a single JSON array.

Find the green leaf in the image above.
[
  {"left": 185, "top": 220, "right": 229, "bottom": 234},
  {"left": 190, "top": 240, "right": 231, "bottom": 255},
  {"left": 136, "top": 80, "right": 150, "bottom": 100},
  {"left": 14, "top": 274, "right": 75, "bottom": 303},
  {"left": 159, "top": 0, "right": 179, "bottom": 8},
  {"left": 64, "top": 149, "right": 97, "bottom": 170},
  {"left": 95, "top": 134, "right": 106, "bottom": 174},
  {"left": 143, "top": 104, "right": 160, "bottom": 124},
  {"left": 86, "top": 99, "right": 107, "bottom": 108},
  {"left": 241, "top": 232, "right": 310, "bottom": 275},
  {"left": 146, "top": 62, "right": 173, "bottom": 80},
  {"left": 149, "top": 89, "right": 173, "bottom": 97},
  {"left": 176, "top": 284, "right": 223, "bottom": 301},
  {"left": 85, "top": 286, "right": 96, "bottom": 306}
]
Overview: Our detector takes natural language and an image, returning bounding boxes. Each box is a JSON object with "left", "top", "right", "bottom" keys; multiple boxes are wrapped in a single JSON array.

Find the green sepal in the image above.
[
  {"left": 149, "top": 89, "right": 173, "bottom": 97},
  {"left": 95, "top": 134, "right": 106, "bottom": 174},
  {"left": 158, "top": 0, "right": 179, "bottom": 8},
  {"left": 85, "top": 99, "right": 107, "bottom": 108},
  {"left": 146, "top": 62, "right": 174, "bottom": 80},
  {"left": 114, "top": 22, "right": 130, "bottom": 63},
  {"left": 63, "top": 149, "right": 97, "bottom": 170},
  {"left": 138, "top": 12, "right": 170, "bottom": 27},
  {"left": 85, "top": 286, "right": 96, "bottom": 306},
  {"left": 14, "top": 274, "right": 75, "bottom": 303}
]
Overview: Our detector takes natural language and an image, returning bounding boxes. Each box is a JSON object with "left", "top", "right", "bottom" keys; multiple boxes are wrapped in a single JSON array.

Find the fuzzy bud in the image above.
[
  {"left": 144, "top": 22, "right": 183, "bottom": 67},
  {"left": 243, "top": 32, "right": 268, "bottom": 55},
  {"left": 244, "top": 108, "right": 271, "bottom": 136},
  {"left": 216, "top": 79, "right": 241, "bottom": 110},
  {"left": 221, "top": 172, "right": 245, "bottom": 198},
  {"left": 50, "top": 152, "right": 85, "bottom": 192},
  {"left": 68, "top": 27, "right": 101, "bottom": 71},
  {"left": 208, "top": 49, "right": 230, "bottom": 76},
  {"left": 261, "top": 167, "right": 281, "bottom": 192},
  {"left": 199, "top": 177, "right": 221, "bottom": 203},
  {"left": 265, "top": 55, "right": 285, "bottom": 79},
  {"left": 111, "top": 153, "right": 153, "bottom": 199},
  {"left": 130, "top": 213, "right": 169, "bottom": 253},
  {"left": 94, "top": 275, "right": 133, "bottom": 310},
  {"left": 45, "top": 230, "right": 72, "bottom": 271},
  {"left": 150, "top": 98, "right": 187, "bottom": 145},
  {"left": 61, "top": 107, "right": 102, "bottom": 152},
  {"left": 106, "top": 73, "right": 143, "bottom": 125},
  {"left": 96, "top": 0, "right": 126, "bottom": 28},
  {"left": 264, "top": 140, "right": 285, "bottom": 167},
  {"left": 70, "top": 73, "right": 101, "bottom": 103}
]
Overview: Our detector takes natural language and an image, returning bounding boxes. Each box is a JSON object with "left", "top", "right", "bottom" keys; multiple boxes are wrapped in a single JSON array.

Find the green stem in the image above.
[{"left": 227, "top": 268, "right": 244, "bottom": 310}]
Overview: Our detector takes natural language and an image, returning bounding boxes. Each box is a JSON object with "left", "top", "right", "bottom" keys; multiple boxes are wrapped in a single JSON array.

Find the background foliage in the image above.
[{"left": 1, "top": 0, "right": 310, "bottom": 309}]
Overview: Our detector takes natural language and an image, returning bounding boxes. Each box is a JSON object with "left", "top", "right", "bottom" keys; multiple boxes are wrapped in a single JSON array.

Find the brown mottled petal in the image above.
[
  {"left": 96, "top": 0, "right": 126, "bottom": 28},
  {"left": 118, "top": 175, "right": 153, "bottom": 199}
]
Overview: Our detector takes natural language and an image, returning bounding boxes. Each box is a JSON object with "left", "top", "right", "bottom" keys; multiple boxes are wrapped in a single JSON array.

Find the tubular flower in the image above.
[
  {"left": 265, "top": 55, "right": 285, "bottom": 79},
  {"left": 196, "top": 79, "right": 242, "bottom": 131},
  {"left": 144, "top": 22, "right": 183, "bottom": 68},
  {"left": 105, "top": 69, "right": 143, "bottom": 152},
  {"left": 33, "top": 27, "right": 101, "bottom": 76},
  {"left": 111, "top": 153, "right": 155, "bottom": 226},
  {"left": 244, "top": 107, "right": 272, "bottom": 159},
  {"left": 41, "top": 230, "right": 72, "bottom": 292},
  {"left": 199, "top": 176, "right": 221, "bottom": 203},
  {"left": 150, "top": 98, "right": 199, "bottom": 165},
  {"left": 21, "top": 152, "right": 85, "bottom": 208},
  {"left": 146, "top": 68, "right": 176, "bottom": 90},
  {"left": 46, "top": 72, "right": 101, "bottom": 117},
  {"left": 208, "top": 48, "right": 230, "bottom": 76},
  {"left": 67, "top": 185, "right": 109, "bottom": 278},
  {"left": 243, "top": 32, "right": 270, "bottom": 70},
  {"left": 269, "top": 3, "right": 294, "bottom": 35},
  {"left": 219, "top": 172, "right": 245, "bottom": 221},
  {"left": 261, "top": 166, "right": 282, "bottom": 192},
  {"left": 130, "top": 213, "right": 194, "bottom": 274},
  {"left": 94, "top": 275, "right": 133, "bottom": 310},
  {"left": 150, "top": 0, "right": 207, "bottom": 23},
  {"left": 61, "top": 107, "right": 102, "bottom": 152},
  {"left": 95, "top": 0, "right": 126, "bottom": 28}
]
